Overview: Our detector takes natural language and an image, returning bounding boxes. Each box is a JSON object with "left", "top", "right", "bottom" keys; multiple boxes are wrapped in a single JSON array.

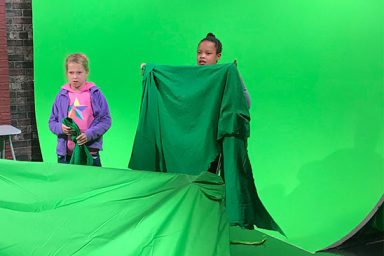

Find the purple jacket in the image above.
[{"left": 48, "top": 84, "right": 111, "bottom": 156}]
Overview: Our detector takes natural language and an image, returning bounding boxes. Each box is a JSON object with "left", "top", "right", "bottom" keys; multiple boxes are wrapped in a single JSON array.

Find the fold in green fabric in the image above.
[
  {"left": 62, "top": 117, "right": 93, "bottom": 166},
  {"left": 0, "top": 160, "right": 229, "bottom": 256},
  {"left": 222, "top": 137, "right": 283, "bottom": 233},
  {"left": 129, "top": 63, "right": 282, "bottom": 233}
]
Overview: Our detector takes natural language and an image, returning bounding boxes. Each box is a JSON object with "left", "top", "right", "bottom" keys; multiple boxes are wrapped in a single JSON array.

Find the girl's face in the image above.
[
  {"left": 197, "top": 40, "right": 221, "bottom": 65},
  {"left": 66, "top": 62, "right": 88, "bottom": 91}
]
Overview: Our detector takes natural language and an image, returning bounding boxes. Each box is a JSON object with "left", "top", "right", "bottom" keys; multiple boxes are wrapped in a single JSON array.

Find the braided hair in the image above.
[{"left": 199, "top": 33, "right": 222, "bottom": 54}]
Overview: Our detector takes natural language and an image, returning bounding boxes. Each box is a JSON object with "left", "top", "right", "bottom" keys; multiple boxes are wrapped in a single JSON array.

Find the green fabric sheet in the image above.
[
  {"left": 129, "top": 63, "right": 281, "bottom": 232},
  {"left": 62, "top": 117, "right": 93, "bottom": 166},
  {"left": 0, "top": 160, "right": 229, "bottom": 256}
]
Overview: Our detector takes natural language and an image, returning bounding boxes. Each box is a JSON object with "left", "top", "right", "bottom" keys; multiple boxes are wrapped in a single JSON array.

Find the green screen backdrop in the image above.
[{"left": 33, "top": 0, "right": 383, "bottom": 253}]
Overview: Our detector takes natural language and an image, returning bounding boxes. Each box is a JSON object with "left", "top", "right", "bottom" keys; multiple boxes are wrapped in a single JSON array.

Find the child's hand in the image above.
[
  {"left": 76, "top": 133, "right": 88, "bottom": 145},
  {"left": 62, "top": 124, "right": 74, "bottom": 135},
  {"left": 140, "top": 63, "right": 146, "bottom": 76}
]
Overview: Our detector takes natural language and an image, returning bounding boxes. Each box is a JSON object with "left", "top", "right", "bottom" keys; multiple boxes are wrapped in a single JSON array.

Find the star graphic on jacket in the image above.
[{"left": 68, "top": 98, "right": 87, "bottom": 120}]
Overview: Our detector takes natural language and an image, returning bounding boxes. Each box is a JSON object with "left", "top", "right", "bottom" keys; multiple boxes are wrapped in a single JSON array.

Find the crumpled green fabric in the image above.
[
  {"left": 0, "top": 160, "right": 229, "bottom": 256},
  {"left": 129, "top": 63, "right": 283, "bottom": 233},
  {"left": 62, "top": 117, "right": 93, "bottom": 166}
]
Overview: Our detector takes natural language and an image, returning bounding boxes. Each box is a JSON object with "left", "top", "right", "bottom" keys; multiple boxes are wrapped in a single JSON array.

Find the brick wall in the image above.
[
  {"left": 5, "top": 0, "right": 41, "bottom": 161},
  {"left": 0, "top": 0, "right": 11, "bottom": 126}
]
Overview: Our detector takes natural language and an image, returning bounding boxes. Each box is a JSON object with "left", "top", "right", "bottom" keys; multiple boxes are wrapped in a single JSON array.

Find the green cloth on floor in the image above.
[
  {"left": 129, "top": 63, "right": 282, "bottom": 232},
  {"left": 62, "top": 117, "right": 93, "bottom": 166},
  {"left": 0, "top": 160, "right": 229, "bottom": 256}
]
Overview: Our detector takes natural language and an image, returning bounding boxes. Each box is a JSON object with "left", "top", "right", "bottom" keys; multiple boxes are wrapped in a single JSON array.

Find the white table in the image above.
[{"left": 0, "top": 125, "right": 21, "bottom": 160}]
